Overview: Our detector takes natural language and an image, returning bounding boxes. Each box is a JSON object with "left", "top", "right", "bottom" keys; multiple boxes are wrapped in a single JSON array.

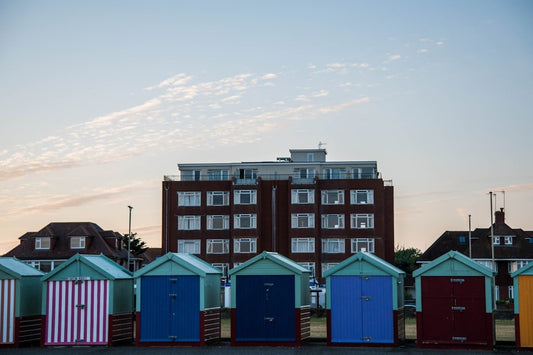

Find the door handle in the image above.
[
  {"left": 264, "top": 317, "right": 274, "bottom": 323},
  {"left": 361, "top": 296, "right": 371, "bottom": 301}
]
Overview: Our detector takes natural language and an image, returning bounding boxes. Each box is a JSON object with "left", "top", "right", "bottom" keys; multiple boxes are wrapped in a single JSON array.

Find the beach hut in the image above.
[
  {"left": 133, "top": 252, "right": 222, "bottom": 346},
  {"left": 512, "top": 261, "right": 533, "bottom": 349},
  {"left": 0, "top": 258, "right": 44, "bottom": 347},
  {"left": 229, "top": 251, "right": 311, "bottom": 346},
  {"left": 324, "top": 252, "right": 405, "bottom": 346},
  {"left": 413, "top": 251, "right": 495, "bottom": 349},
  {"left": 41, "top": 254, "right": 134, "bottom": 346}
]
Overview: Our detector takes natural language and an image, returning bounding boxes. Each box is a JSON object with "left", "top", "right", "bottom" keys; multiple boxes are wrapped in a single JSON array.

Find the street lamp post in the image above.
[{"left": 128, "top": 205, "right": 133, "bottom": 271}]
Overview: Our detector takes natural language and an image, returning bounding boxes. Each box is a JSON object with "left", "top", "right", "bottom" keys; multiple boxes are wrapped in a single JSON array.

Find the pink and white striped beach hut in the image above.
[{"left": 41, "top": 254, "right": 134, "bottom": 347}]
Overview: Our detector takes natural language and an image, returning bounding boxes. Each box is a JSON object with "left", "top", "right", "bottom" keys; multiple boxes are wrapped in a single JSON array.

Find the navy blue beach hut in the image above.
[
  {"left": 0, "top": 258, "right": 44, "bottom": 347},
  {"left": 324, "top": 252, "right": 405, "bottom": 346},
  {"left": 134, "top": 252, "right": 222, "bottom": 346},
  {"left": 229, "top": 251, "right": 311, "bottom": 346}
]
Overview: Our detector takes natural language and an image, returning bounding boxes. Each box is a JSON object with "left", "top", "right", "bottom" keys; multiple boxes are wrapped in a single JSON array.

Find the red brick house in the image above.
[
  {"left": 4, "top": 222, "right": 133, "bottom": 272},
  {"left": 418, "top": 209, "right": 533, "bottom": 302}
]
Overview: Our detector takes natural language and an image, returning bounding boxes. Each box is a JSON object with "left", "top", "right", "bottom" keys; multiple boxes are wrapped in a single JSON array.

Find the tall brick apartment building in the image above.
[{"left": 162, "top": 148, "right": 394, "bottom": 281}]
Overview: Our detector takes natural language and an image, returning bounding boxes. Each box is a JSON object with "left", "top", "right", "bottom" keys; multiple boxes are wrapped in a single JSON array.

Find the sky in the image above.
[{"left": 1, "top": 1, "right": 532, "bottom": 254}]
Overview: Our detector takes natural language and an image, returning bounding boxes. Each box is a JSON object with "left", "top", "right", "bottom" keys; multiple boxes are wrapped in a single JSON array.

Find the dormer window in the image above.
[
  {"left": 504, "top": 236, "right": 513, "bottom": 245},
  {"left": 71, "top": 236, "right": 86, "bottom": 249},
  {"left": 35, "top": 237, "right": 51, "bottom": 250}
]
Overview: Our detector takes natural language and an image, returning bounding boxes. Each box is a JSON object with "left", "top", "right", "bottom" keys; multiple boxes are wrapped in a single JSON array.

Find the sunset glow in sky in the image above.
[{"left": 1, "top": 1, "right": 532, "bottom": 254}]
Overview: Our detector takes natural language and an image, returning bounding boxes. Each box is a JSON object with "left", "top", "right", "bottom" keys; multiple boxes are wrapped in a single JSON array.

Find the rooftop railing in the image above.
[{"left": 164, "top": 172, "right": 385, "bottom": 183}]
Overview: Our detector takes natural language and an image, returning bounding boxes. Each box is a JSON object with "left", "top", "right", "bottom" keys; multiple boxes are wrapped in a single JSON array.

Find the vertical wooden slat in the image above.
[
  {"left": 0, "top": 280, "right": 15, "bottom": 344},
  {"left": 519, "top": 275, "right": 533, "bottom": 347}
]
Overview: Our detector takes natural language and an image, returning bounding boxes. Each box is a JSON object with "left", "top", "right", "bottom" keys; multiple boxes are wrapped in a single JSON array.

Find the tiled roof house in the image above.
[
  {"left": 418, "top": 208, "right": 533, "bottom": 301},
  {"left": 4, "top": 222, "right": 133, "bottom": 272}
]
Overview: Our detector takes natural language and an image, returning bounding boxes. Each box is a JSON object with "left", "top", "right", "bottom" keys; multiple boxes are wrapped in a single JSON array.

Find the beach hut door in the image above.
[{"left": 0, "top": 279, "right": 15, "bottom": 344}]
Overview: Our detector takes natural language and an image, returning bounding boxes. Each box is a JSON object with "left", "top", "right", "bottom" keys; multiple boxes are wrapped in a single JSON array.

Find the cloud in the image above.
[
  {"left": 261, "top": 73, "right": 277, "bottom": 79},
  {"left": 318, "top": 97, "right": 370, "bottom": 114},
  {"left": 312, "top": 90, "right": 329, "bottom": 98},
  {"left": 417, "top": 49, "right": 428, "bottom": 54}
]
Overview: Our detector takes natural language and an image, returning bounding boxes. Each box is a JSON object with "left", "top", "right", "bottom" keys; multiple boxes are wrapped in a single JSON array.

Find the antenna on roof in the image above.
[
  {"left": 496, "top": 190, "right": 506, "bottom": 211},
  {"left": 318, "top": 141, "right": 327, "bottom": 149}
]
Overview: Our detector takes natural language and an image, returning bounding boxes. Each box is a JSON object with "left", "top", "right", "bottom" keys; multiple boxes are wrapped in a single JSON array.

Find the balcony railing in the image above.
[{"left": 165, "top": 172, "right": 383, "bottom": 183}]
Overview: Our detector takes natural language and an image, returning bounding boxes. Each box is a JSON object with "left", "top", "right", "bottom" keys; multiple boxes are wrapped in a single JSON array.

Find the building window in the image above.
[
  {"left": 234, "top": 190, "right": 257, "bottom": 205},
  {"left": 508, "top": 286, "right": 514, "bottom": 299},
  {"left": 322, "top": 214, "right": 345, "bottom": 229},
  {"left": 504, "top": 236, "right": 513, "bottom": 245},
  {"left": 178, "top": 191, "right": 201, "bottom": 206},
  {"left": 291, "top": 189, "right": 315, "bottom": 204},
  {"left": 70, "top": 236, "right": 86, "bottom": 249},
  {"left": 299, "top": 262, "right": 315, "bottom": 277},
  {"left": 351, "top": 238, "right": 375, "bottom": 253},
  {"left": 177, "top": 239, "right": 201, "bottom": 254},
  {"left": 291, "top": 213, "right": 315, "bottom": 229},
  {"left": 322, "top": 238, "right": 345, "bottom": 253},
  {"left": 476, "top": 260, "right": 497, "bottom": 271},
  {"left": 35, "top": 237, "right": 51, "bottom": 250},
  {"left": 207, "top": 169, "right": 229, "bottom": 181},
  {"left": 307, "top": 153, "right": 314, "bottom": 162},
  {"left": 238, "top": 168, "right": 258, "bottom": 181},
  {"left": 321, "top": 190, "right": 344, "bottom": 205},
  {"left": 234, "top": 214, "right": 257, "bottom": 229},
  {"left": 294, "top": 168, "right": 316, "bottom": 179},
  {"left": 291, "top": 238, "right": 315, "bottom": 253},
  {"left": 212, "top": 263, "right": 230, "bottom": 278},
  {"left": 352, "top": 167, "right": 376, "bottom": 179},
  {"left": 323, "top": 168, "right": 345, "bottom": 180},
  {"left": 207, "top": 191, "right": 229, "bottom": 206},
  {"left": 207, "top": 239, "right": 229, "bottom": 254},
  {"left": 234, "top": 238, "right": 257, "bottom": 253},
  {"left": 351, "top": 214, "right": 375, "bottom": 229},
  {"left": 207, "top": 215, "right": 230, "bottom": 230},
  {"left": 181, "top": 170, "right": 201, "bottom": 181},
  {"left": 322, "top": 263, "right": 339, "bottom": 277},
  {"left": 509, "top": 260, "right": 531, "bottom": 273},
  {"left": 26, "top": 260, "right": 65, "bottom": 273},
  {"left": 459, "top": 236, "right": 466, "bottom": 244},
  {"left": 177, "top": 215, "right": 201, "bottom": 230},
  {"left": 493, "top": 236, "right": 501, "bottom": 245},
  {"left": 350, "top": 190, "right": 374, "bottom": 204}
]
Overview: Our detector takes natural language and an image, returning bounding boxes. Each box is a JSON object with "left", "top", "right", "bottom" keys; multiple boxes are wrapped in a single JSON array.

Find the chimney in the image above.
[{"left": 495, "top": 208, "right": 505, "bottom": 224}]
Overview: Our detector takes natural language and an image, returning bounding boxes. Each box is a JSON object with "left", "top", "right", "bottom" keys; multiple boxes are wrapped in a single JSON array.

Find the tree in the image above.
[
  {"left": 394, "top": 245, "right": 422, "bottom": 275},
  {"left": 123, "top": 232, "right": 148, "bottom": 256}
]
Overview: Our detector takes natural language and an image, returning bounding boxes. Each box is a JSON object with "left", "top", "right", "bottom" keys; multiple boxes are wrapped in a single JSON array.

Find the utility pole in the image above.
[{"left": 128, "top": 205, "right": 133, "bottom": 272}]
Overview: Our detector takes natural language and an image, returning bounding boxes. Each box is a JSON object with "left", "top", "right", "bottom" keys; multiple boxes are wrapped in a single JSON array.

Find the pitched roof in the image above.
[
  {"left": 419, "top": 217, "right": 533, "bottom": 262},
  {"left": 42, "top": 254, "right": 132, "bottom": 281},
  {"left": 0, "top": 257, "right": 44, "bottom": 278},
  {"left": 414, "top": 250, "right": 494, "bottom": 278},
  {"left": 229, "top": 251, "right": 310, "bottom": 276},
  {"left": 134, "top": 252, "right": 222, "bottom": 278},
  {"left": 4, "top": 222, "right": 131, "bottom": 262},
  {"left": 324, "top": 251, "right": 404, "bottom": 278}
]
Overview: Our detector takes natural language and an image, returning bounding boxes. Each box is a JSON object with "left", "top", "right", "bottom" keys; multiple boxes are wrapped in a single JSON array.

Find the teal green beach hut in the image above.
[
  {"left": 133, "top": 252, "right": 222, "bottom": 346},
  {"left": 324, "top": 252, "right": 405, "bottom": 346},
  {"left": 41, "top": 254, "right": 134, "bottom": 347},
  {"left": 413, "top": 251, "right": 495, "bottom": 349},
  {"left": 0, "top": 257, "right": 43, "bottom": 347}
]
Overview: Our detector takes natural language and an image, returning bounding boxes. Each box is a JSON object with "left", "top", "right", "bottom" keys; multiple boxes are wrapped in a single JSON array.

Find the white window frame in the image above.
[
  {"left": 322, "top": 263, "right": 339, "bottom": 277},
  {"left": 177, "top": 215, "right": 201, "bottom": 230},
  {"left": 234, "top": 190, "right": 257, "bottom": 205},
  {"left": 177, "top": 239, "right": 201, "bottom": 254},
  {"left": 351, "top": 238, "right": 375, "bottom": 253},
  {"left": 298, "top": 262, "right": 315, "bottom": 277},
  {"left": 181, "top": 169, "right": 201, "bottom": 181},
  {"left": 207, "top": 191, "right": 229, "bottom": 206},
  {"left": 291, "top": 189, "right": 315, "bottom": 204},
  {"left": 291, "top": 238, "right": 315, "bottom": 253},
  {"left": 207, "top": 215, "right": 230, "bottom": 230},
  {"left": 351, "top": 167, "right": 376, "bottom": 179},
  {"left": 208, "top": 169, "right": 229, "bottom": 181},
  {"left": 35, "top": 237, "right": 51, "bottom": 250},
  {"left": 178, "top": 191, "right": 201, "bottom": 206},
  {"left": 70, "top": 236, "right": 86, "bottom": 249},
  {"left": 322, "top": 238, "right": 345, "bottom": 254},
  {"left": 295, "top": 168, "right": 316, "bottom": 179},
  {"left": 238, "top": 168, "right": 258, "bottom": 180},
  {"left": 508, "top": 286, "right": 514, "bottom": 299},
  {"left": 476, "top": 259, "right": 497, "bottom": 271},
  {"left": 291, "top": 213, "right": 315, "bottom": 229},
  {"left": 509, "top": 260, "right": 531, "bottom": 273},
  {"left": 234, "top": 238, "right": 257, "bottom": 253},
  {"left": 321, "top": 214, "right": 345, "bottom": 229},
  {"left": 206, "top": 239, "right": 229, "bottom": 254},
  {"left": 323, "top": 168, "right": 345, "bottom": 179},
  {"left": 504, "top": 236, "right": 513, "bottom": 245},
  {"left": 234, "top": 214, "right": 257, "bottom": 229},
  {"left": 493, "top": 236, "right": 501, "bottom": 245},
  {"left": 351, "top": 214, "right": 375, "bottom": 229},
  {"left": 212, "top": 263, "right": 230, "bottom": 278},
  {"left": 350, "top": 190, "right": 374, "bottom": 205},
  {"left": 321, "top": 190, "right": 344, "bottom": 205}
]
